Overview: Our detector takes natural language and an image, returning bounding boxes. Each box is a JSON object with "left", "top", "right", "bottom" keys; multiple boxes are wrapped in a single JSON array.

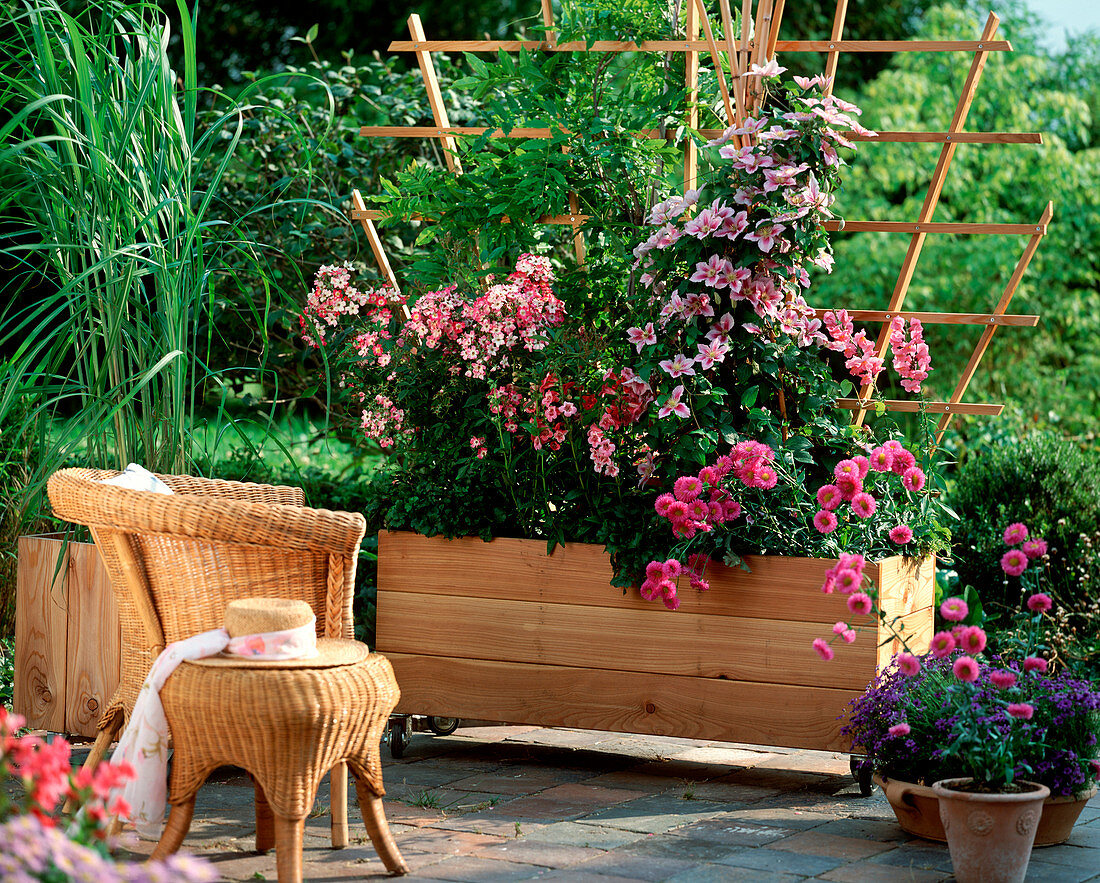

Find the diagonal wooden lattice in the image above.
[{"left": 350, "top": 2, "right": 1051, "bottom": 440}]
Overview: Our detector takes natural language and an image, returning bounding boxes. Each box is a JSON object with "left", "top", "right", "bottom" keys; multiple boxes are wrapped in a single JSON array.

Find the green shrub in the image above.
[{"left": 948, "top": 432, "right": 1100, "bottom": 616}]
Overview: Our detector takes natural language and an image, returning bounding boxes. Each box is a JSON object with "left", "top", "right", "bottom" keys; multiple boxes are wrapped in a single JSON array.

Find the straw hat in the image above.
[{"left": 189, "top": 598, "right": 368, "bottom": 669}]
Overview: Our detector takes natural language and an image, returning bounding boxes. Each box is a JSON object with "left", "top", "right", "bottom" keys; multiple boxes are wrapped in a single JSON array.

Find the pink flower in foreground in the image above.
[
  {"left": 940, "top": 597, "right": 969, "bottom": 622},
  {"left": 1023, "top": 656, "right": 1049, "bottom": 674},
  {"left": 1004, "top": 522, "right": 1029, "bottom": 545},
  {"left": 953, "top": 656, "right": 980, "bottom": 682},
  {"left": 888, "top": 722, "right": 911, "bottom": 737},
  {"left": 1027, "top": 593, "right": 1053, "bottom": 614},
  {"left": 851, "top": 492, "right": 877, "bottom": 519},
  {"left": 833, "top": 622, "right": 856, "bottom": 643},
  {"left": 834, "top": 568, "right": 861, "bottom": 594},
  {"left": 816, "top": 484, "right": 843, "bottom": 511},
  {"left": 673, "top": 476, "right": 704, "bottom": 502},
  {"left": 929, "top": 631, "right": 956, "bottom": 658},
  {"left": 851, "top": 455, "right": 870, "bottom": 479},
  {"left": 659, "top": 353, "right": 697, "bottom": 379},
  {"left": 626, "top": 323, "right": 658, "bottom": 353},
  {"left": 813, "top": 509, "right": 838, "bottom": 534},
  {"left": 1022, "top": 538, "right": 1048, "bottom": 559},
  {"left": 834, "top": 459, "right": 860, "bottom": 480},
  {"left": 868, "top": 446, "right": 893, "bottom": 473},
  {"left": 989, "top": 669, "right": 1018, "bottom": 690},
  {"left": 889, "top": 525, "right": 913, "bottom": 545},
  {"left": 813, "top": 638, "right": 834, "bottom": 661},
  {"left": 847, "top": 592, "right": 873, "bottom": 616},
  {"left": 654, "top": 494, "right": 675, "bottom": 516},
  {"left": 901, "top": 466, "right": 926, "bottom": 492},
  {"left": 896, "top": 652, "right": 921, "bottom": 676},
  {"left": 1001, "top": 549, "right": 1028, "bottom": 577},
  {"left": 957, "top": 626, "right": 987, "bottom": 655},
  {"left": 1007, "top": 703, "right": 1035, "bottom": 720},
  {"left": 657, "top": 385, "right": 690, "bottom": 419}
]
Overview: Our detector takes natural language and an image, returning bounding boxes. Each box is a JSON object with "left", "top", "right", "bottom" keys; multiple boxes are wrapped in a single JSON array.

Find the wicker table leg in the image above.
[
  {"left": 254, "top": 779, "right": 275, "bottom": 852},
  {"left": 150, "top": 798, "right": 196, "bottom": 861},
  {"left": 353, "top": 775, "right": 409, "bottom": 875}
]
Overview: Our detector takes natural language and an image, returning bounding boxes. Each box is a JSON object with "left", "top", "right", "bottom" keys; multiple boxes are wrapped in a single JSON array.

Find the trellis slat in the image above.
[{"left": 386, "top": 39, "right": 1012, "bottom": 53}]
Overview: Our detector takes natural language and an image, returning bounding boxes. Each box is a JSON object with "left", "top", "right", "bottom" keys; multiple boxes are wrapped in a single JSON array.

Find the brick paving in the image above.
[{"left": 103, "top": 723, "right": 1100, "bottom": 881}]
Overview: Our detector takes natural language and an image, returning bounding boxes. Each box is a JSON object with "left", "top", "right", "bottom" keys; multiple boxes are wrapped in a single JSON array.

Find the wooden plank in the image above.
[
  {"left": 14, "top": 535, "right": 68, "bottom": 732},
  {"left": 836, "top": 398, "right": 1003, "bottom": 416},
  {"left": 378, "top": 531, "right": 932, "bottom": 623},
  {"left": 936, "top": 201, "right": 1053, "bottom": 442},
  {"left": 377, "top": 590, "right": 905, "bottom": 690},
  {"left": 383, "top": 653, "right": 857, "bottom": 751},
  {"left": 854, "top": 13, "right": 1001, "bottom": 425},
  {"left": 846, "top": 131, "right": 1041, "bottom": 144},
  {"left": 387, "top": 39, "right": 1012, "bottom": 54},
  {"left": 823, "top": 220, "right": 1044, "bottom": 235},
  {"left": 807, "top": 309, "right": 1039, "bottom": 327},
  {"left": 823, "top": 0, "right": 849, "bottom": 96},
  {"left": 407, "top": 14, "right": 462, "bottom": 174},
  {"left": 684, "top": 0, "right": 700, "bottom": 192},
  {"left": 64, "top": 542, "right": 119, "bottom": 739},
  {"left": 351, "top": 190, "right": 408, "bottom": 317}
]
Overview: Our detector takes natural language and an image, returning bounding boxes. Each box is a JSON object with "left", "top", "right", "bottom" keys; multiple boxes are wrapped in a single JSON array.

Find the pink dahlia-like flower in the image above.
[
  {"left": 957, "top": 626, "right": 987, "bottom": 655},
  {"left": 1003, "top": 522, "right": 1029, "bottom": 545},
  {"left": 1007, "top": 703, "right": 1035, "bottom": 720},
  {"left": 888, "top": 722, "right": 911, "bottom": 737},
  {"left": 1001, "top": 549, "right": 1028, "bottom": 577},
  {"left": 673, "top": 475, "right": 704, "bottom": 502},
  {"left": 817, "top": 484, "right": 843, "bottom": 511},
  {"left": 1027, "top": 593, "right": 1053, "bottom": 614},
  {"left": 901, "top": 466, "right": 926, "bottom": 492},
  {"left": 851, "top": 455, "right": 870, "bottom": 479},
  {"left": 889, "top": 525, "right": 913, "bottom": 544},
  {"left": 989, "top": 669, "right": 1017, "bottom": 690},
  {"left": 890, "top": 449, "right": 916, "bottom": 476},
  {"left": 834, "top": 568, "right": 861, "bottom": 594},
  {"left": 869, "top": 446, "right": 893, "bottom": 472},
  {"left": 929, "top": 631, "right": 956, "bottom": 658},
  {"left": 835, "top": 473, "right": 862, "bottom": 500},
  {"left": 663, "top": 592, "right": 681, "bottom": 611},
  {"left": 813, "top": 510, "right": 838, "bottom": 534},
  {"left": 1023, "top": 655, "right": 1049, "bottom": 674},
  {"left": 896, "top": 652, "right": 921, "bottom": 676},
  {"left": 940, "top": 597, "right": 969, "bottom": 622},
  {"left": 953, "top": 655, "right": 980, "bottom": 682},
  {"left": 851, "top": 492, "right": 877, "bottom": 519},
  {"left": 654, "top": 494, "right": 675, "bottom": 516},
  {"left": 666, "top": 500, "right": 689, "bottom": 521},
  {"left": 847, "top": 591, "right": 873, "bottom": 616},
  {"left": 834, "top": 459, "right": 860, "bottom": 480},
  {"left": 639, "top": 579, "right": 659, "bottom": 600},
  {"left": 812, "top": 638, "right": 834, "bottom": 661},
  {"left": 1022, "top": 538, "right": 1048, "bottom": 559}
]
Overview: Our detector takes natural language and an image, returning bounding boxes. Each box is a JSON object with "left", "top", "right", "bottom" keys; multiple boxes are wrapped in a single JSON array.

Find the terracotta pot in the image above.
[
  {"left": 875, "top": 773, "right": 1097, "bottom": 846},
  {"left": 932, "top": 777, "right": 1050, "bottom": 883}
]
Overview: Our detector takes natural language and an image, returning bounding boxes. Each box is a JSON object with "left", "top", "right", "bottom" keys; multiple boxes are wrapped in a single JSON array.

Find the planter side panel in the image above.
[
  {"left": 14, "top": 536, "right": 68, "bottom": 731},
  {"left": 385, "top": 652, "right": 854, "bottom": 751}
]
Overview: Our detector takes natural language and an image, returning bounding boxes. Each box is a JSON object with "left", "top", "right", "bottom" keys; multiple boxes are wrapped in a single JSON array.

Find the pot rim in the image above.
[
  {"left": 932, "top": 777, "right": 1052, "bottom": 802},
  {"left": 876, "top": 773, "right": 1097, "bottom": 803}
]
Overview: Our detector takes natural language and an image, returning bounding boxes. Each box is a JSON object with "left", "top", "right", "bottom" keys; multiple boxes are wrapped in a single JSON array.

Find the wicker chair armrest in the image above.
[
  {"left": 48, "top": 469, "right": 364, "bottom": 558},
  {"left": 159, "top": 473, "right": 305, "bottom": 506}
]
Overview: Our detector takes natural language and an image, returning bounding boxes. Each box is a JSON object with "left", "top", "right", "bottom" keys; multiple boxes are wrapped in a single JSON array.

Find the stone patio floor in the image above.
[{"left": 111, "top": 723, "right": 1100, "bottom": 882}]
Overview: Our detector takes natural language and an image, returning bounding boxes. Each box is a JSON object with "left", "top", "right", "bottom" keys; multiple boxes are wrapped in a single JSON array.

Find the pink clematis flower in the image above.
[
  {"left": 744, "top": 222, "right": 787, "bottom": 253},
  {"left": 690, "top": 254, "right": 734, "bottom": 288},
  {"left": 695, "top": 339, "right": 730, "bottom": 370},
  {"left": 659, "top": 353, "right": 697, "bottom": 378},
  {"left": 657, "top": 385, "right": 690, "bottom": 419},
  {"left": 626, "top": 322, "right": 657, "bottom": 353},
  {"left": 743, "top": 59, "right": 787, "bottom": 78}
]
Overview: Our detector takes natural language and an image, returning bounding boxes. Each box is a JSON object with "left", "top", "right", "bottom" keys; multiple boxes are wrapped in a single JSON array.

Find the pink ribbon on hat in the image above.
[{"left": 111, "top": 618, "right": 317, "bottom": 839}]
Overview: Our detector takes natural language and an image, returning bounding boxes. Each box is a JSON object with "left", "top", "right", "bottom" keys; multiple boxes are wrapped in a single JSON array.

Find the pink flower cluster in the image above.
[
  {"left": 359, "top": 393, "right": 410, "bottom": 449},
  {"left": 811, "top": 441, "right": 924, "bottom": 538},
  {"left": 888, "top": 317, "right": 931, "bottom": 393},
  {"left": 299, "top": 263, "right": 397, "bottom": 351},
  {"left": 823, "top": 312, "right": 933, "bottom": 393},
  {"left": 1000, "top": 522, "right": 1048, "bottom": 577}
]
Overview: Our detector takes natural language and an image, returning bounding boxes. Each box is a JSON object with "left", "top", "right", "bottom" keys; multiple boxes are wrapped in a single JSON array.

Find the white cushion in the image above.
[{"left": 99, "top": 463, "right": 174, "bottom": 495}]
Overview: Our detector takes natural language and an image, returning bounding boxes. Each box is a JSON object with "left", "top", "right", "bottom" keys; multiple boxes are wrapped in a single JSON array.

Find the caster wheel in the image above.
[
  {"left": 428, "top": 717, "right": 460, "bottom": 736},
  {"left": 389, "top": 719, "right": 411, "bottom": 758},
  {"left": 850, "top": 755, "right": 873, "bottom": 796}
]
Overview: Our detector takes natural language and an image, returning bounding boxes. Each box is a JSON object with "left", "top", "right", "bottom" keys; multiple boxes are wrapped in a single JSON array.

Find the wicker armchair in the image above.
[{"left": 47, "top": 468, "right": 407, "bottom": 880}]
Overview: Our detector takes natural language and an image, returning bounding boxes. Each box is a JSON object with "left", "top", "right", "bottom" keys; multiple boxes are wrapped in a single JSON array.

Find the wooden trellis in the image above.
[{"left": 350, "top": 1, "right": 1050, "bottom": 442}]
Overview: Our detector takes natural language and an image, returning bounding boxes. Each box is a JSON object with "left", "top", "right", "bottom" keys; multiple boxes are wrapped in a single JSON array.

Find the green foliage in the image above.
[
  {"left": 948, "top": 432, "right": 1100, "bottom": 619},
  {"left": 0, "top": 637, "right": 14, "bottom": 709}
]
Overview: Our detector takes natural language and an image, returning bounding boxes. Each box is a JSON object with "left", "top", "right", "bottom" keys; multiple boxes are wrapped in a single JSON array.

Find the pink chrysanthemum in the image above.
[
  {"left": 851, "top": 456, "right": 870, "bottom": 479},
  {"left": 1022, "top": 538, "right": 1048, "bottom": 559},
  {"left": 1003, "top": 522, "right": 1029, "bottom": 545},
  {"left": 957, "top": 626, "right": 987, "bottom": 655},
  {"left": 953, "top": 655, "right": 980, "bottom": 682},
  {"left": 1001, "top": 549, "right": 1028, "bottom": 577},
  {"left": 663, "top": 592, "right": 681, "bottom": 611},
  {"left": 753, "top": 465, "right": 779, "bottom": 489},
  {"left": 940, "top": 597, "right": 969, "bottom": 622},
  {"left": 890, "top": 449, "right": 916, "bottom": 475},
  {"left": 929, "top": 631, "right": 956, "bottom": 658},
  {"left": 674, "top": 475, "right": 704, "bottom": 502},
  {"left": 813, "top": 509, "right": 838, "bottom": 534},
  {"left": 834, "top": 459, "right": 860, "bottom": 480},
  {"left": 834, "top": 568, "right": 861, "bottom": 594},
  {"left": 1023, "top": 656, "right": 1049, "bottom": 674},
  {"left": 835, "top": 474, "right": 862, "bottom": 500},
  {"left": 812, "top": 637, "right": 834, "bottom": 661},
  {"left": 639, "top": 579, "right": 659, "bottom": 600},
  {"left": 1007, "top": 703, "right": 1035, "bottom": 720},
  {"left": 654, "top": 493, "right": 675, "bottom": 516},
  {"left": 847, "top": 592, "right": 873, "bottom": 616},
  {"left": 888, "top": 722, "right": 911, "bottom": 737},
  {"left": 889, "top": 525, "right": 913, "bottom": 544},
  {"left": 869, "top": 446, "right": 893, "bottom": 472},
  {"left": 1027, "top": 593, "right": 1053, "bottom": 614},
  {"left": 851, "top": 492, "right": 877, "bottom": 519},
  {"left": 896, "top": 652, "right": 921, "bottom": 676},
  {"left": 698, "top": 466, "right": 719, "bottom": 487},
  {"left": 901, "top": 466, "right": 926, "bottom": 492},
  {"left": 816, "top": 484, "right": 843, "bottom": 511},
  {"left": 989, "top": 669, "right": 1017, "bottom": 690},
  {"left": 662, "top": 559, "right": 683, "bottom": 579}
]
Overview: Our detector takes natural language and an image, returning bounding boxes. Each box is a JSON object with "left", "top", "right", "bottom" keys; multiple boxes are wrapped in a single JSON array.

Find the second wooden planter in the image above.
[{"left": 375, "top": 530, "right": 934, "bottom": 751}]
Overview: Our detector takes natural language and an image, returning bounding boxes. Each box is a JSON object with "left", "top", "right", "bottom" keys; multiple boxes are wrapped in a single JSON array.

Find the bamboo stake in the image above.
[
  {"left": 718, "top": 0, "right": 746, "bottom": 134},
  {"left": 766, "top": 0, "right": 787, "bottom": 60},
  {"left": 853, "top": 12, "right": 1000, "bottom": 426},
  {"left": 693, "top": 0, "right": 737, "bottom": 124},
  {"left": 407, "top": 14, "right": 462, "bottom": 174},
  {"left": 824, "top": 0, "right": 849, "bottom": 96},
  {"left": 540, "top": 0, "right": 556, "bottom": 47},
  {"left": 685, "top": 0, "right": 700, "bottom": 193},
  {"left": 386, "top": 38, "right": 1012, "bottom": 53},
  {"left": 351, "top": 191, "right": 410, "bottom": 319},
  {"left": 935, "top": 202, "right": 1053, "bottom": 442},
  {"left": 740, "top": 0, "right": 752, "bottom": 119}
]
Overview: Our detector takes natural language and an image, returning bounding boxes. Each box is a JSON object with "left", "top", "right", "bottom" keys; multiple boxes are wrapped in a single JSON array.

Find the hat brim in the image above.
[{"left": 184, "top": 637, "right": 369, "bottom": 669}]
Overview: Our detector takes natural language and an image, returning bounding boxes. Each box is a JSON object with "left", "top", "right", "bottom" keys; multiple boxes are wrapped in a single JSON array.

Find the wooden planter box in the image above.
[
  {"left": 14, "top": 535, "right": 121, "bottom": 737},
  {"left": 375, "top": 530, "right": 934, "bottom": 752}
]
